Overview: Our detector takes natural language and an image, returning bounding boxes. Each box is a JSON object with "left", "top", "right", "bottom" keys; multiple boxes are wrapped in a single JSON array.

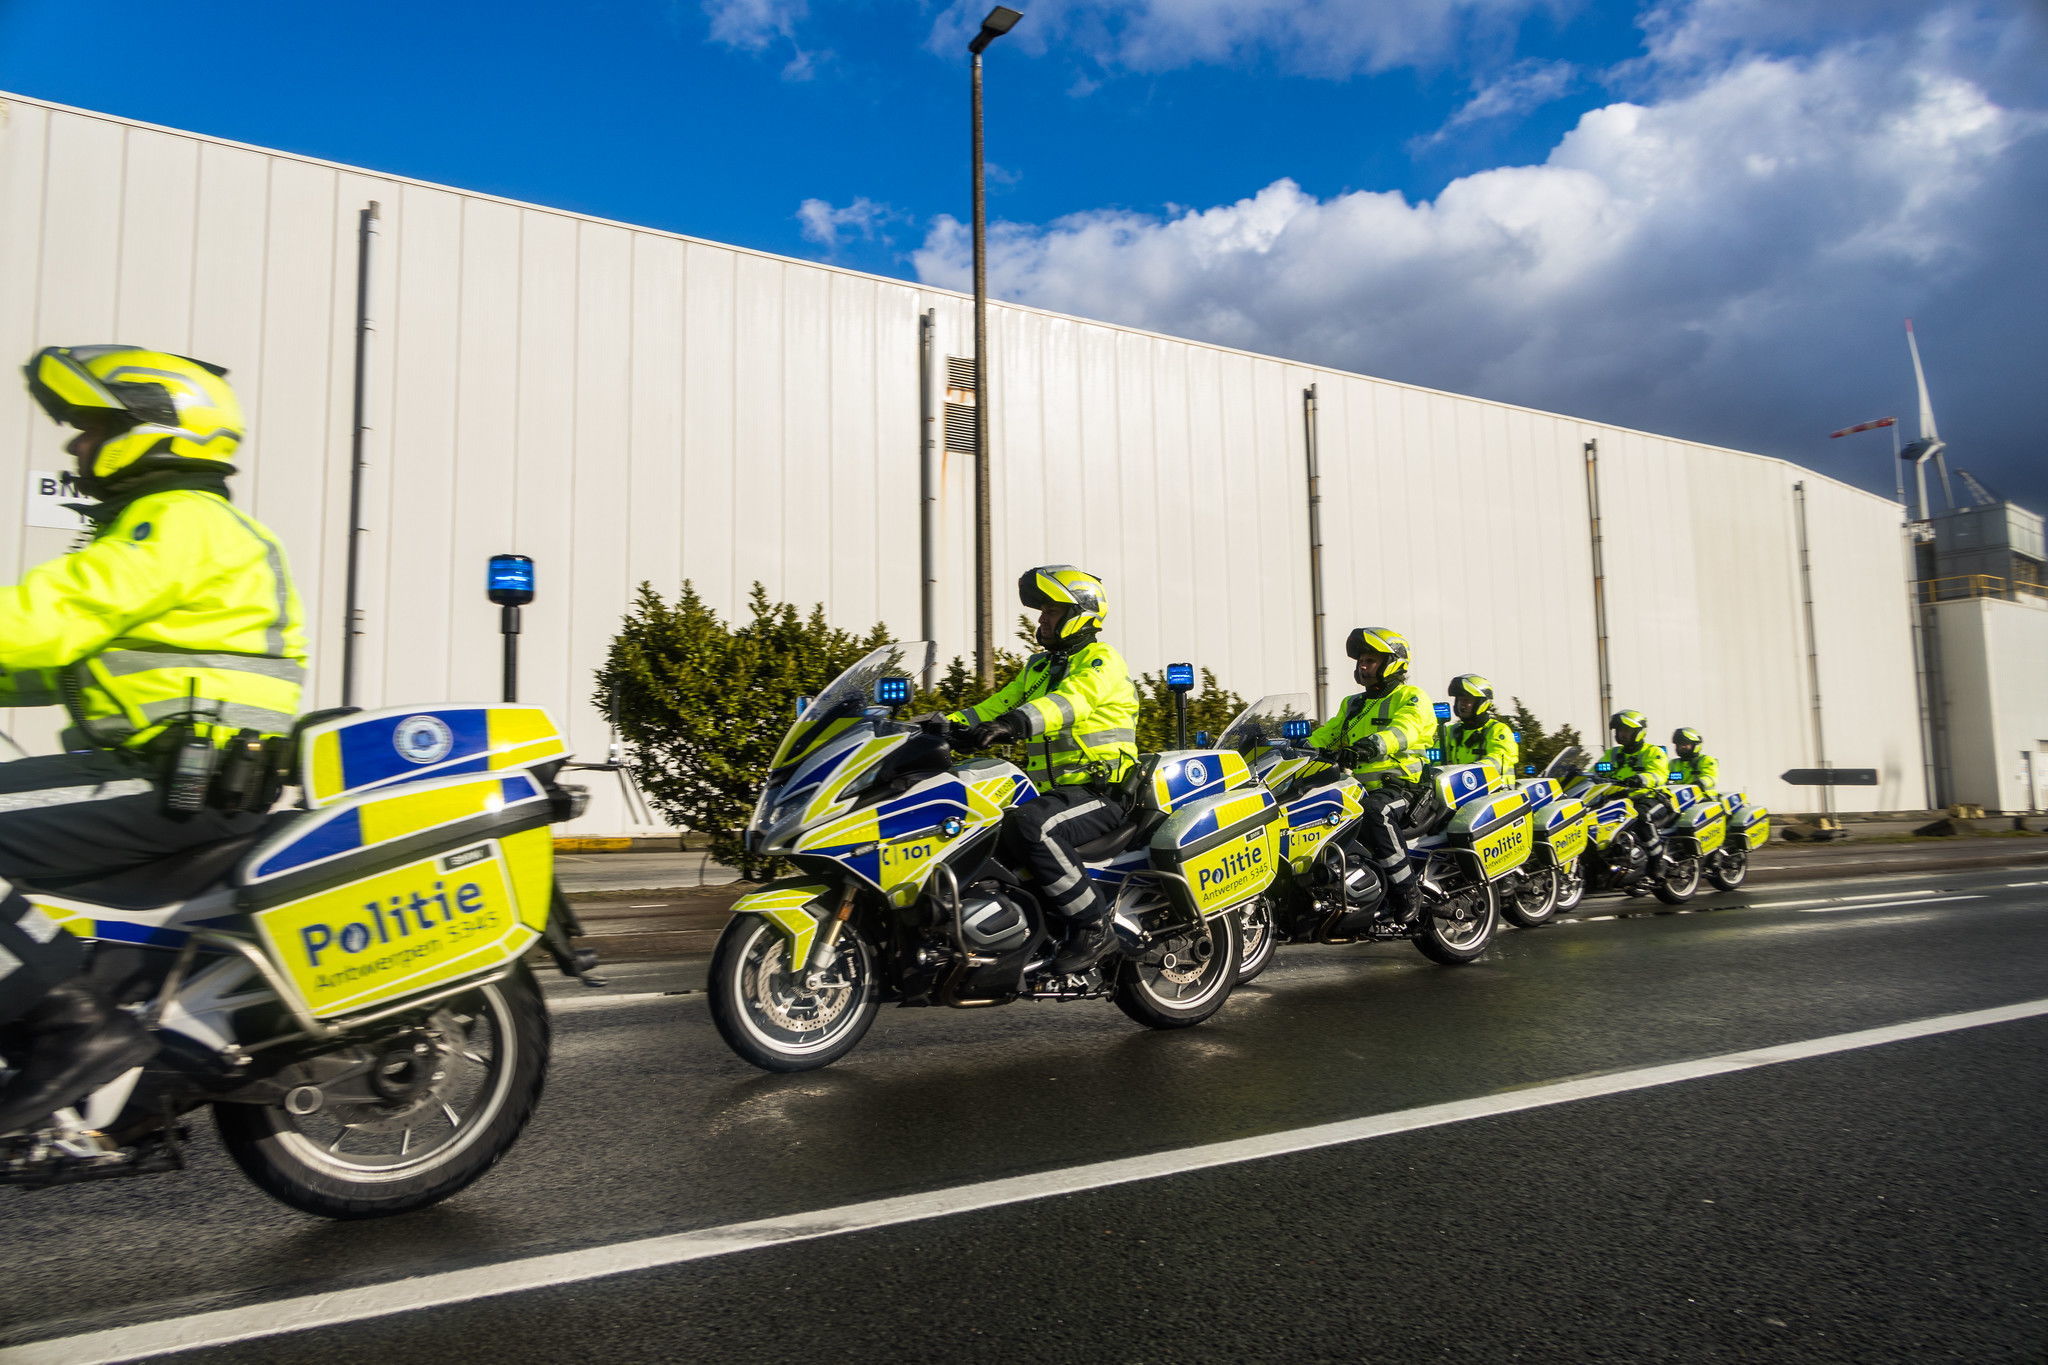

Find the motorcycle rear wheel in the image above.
[
  {"left": 1234, "top": 898, "right": 1278, "bottom": 984},
  {"left": 1500, "top": 866, "right": 1561, "bottom": 928},
  {"left": 1653, "top": 855, "right": 1703, "bottom": 904},
  {"left": 709, "top": 915, "right": 880, "bottom": 1072},
  {"left": 216, "top": 967, "right": 548, "bottom": 1220},
  {"left": 1114, "top": 912, "right": 1240, "bottom": 1029},
  {"left": 1554, "top": 856, "right": 1587, "bottom": 913},
  {"left": 1707, "top": 845, "right": 1749, "bottom": 891},
  {"left": 1415, "top": 881, "right": 1499, "bottom": 964}
]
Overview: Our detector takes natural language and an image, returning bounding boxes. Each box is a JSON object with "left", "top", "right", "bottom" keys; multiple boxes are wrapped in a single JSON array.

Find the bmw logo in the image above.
[
  {"left": 394, "top": 714, "right": 455, "bottom": 765},
  {"left": 939, "top": 815, "right": 965, "bottom": 839}
]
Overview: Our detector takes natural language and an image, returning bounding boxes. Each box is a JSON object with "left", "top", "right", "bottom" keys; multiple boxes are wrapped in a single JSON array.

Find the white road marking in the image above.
[
  {"left": 15, "top": 996, "right": 2048, "bottom": 1365},
  {"left": 545, "top": 991, "right": 691, "bottom": 1013},
  {"left": 1794, "top": 895, "right": 1984, "bottom": 913},
  {"left": 2005, "top": 881, "right": 2048, "bottom": 888},
  {"left": 1766, "top": 889, "right": 1944, "bottom": 910}
]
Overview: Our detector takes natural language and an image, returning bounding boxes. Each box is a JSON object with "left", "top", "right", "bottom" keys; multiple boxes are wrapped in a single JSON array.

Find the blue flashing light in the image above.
[
  {"left": 1595, "top": 761, "right": 1614, "bottom": 773},
  {"left": 1195, "top": 731, "right": 1211, "bottom": 747},
  {"left": 1523, "top": 765, "right": 1537, "bottom": 775},
  {"left": 1282, "top": 719, "right": 1312, "bottom": 741},
  {"left": 794, "top": 695, "right": 814, "bottom": 716},
  {"left": 1426, "top": 747, "right": 1444, "bottom": 762},
  {"left": 487, "top": 553, "right": 535, "bottom": 606},
  {"left": 1165, "top": 663, "right": 1196, "bottom": 692},
  {"left": 1433, "top": 702, "right": 1452, "bottom": 720},
  {"left": 874, "top": 676, "right": 912, "bottom": 707}
]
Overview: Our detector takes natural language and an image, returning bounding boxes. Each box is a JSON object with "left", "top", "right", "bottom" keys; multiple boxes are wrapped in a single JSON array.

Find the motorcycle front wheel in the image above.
[
  {"left": 709, "top": 915, "right": 880, "bottom": 1072},
  {"left": 1500, "top": 865, "right": 1561, "bottom": 928},
  {"left": 1415, "top": 879, "right": 1499, "bottom": 964},
  {"left": 1234, "top": 897, "right": 1278, "bottom": 984},
  {"left": 1554, "top": 855, "right": 1587, "bottom": 913},
  {"left": 216, "top": 966, "right": 549, "bottom": 1220},
  {"left": 1114, "top": 911, "right": 1240, "bottom": 1029},
  {"left": 1707, "top": 844, "right": 1749, "bottom": 891},
  {"left": 1653, "top": 855, "right": 1703, "bottom": 905}
]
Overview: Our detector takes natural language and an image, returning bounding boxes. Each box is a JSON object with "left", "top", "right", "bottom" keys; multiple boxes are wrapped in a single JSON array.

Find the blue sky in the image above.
[{"left": 3, "top": 0, "right": 2044, "bottom": 510}]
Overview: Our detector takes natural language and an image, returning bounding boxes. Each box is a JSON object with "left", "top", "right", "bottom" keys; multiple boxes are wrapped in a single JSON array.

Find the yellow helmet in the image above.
[
  {"left": 1019, "top": 565, "right": 1107, "bottom": 642},
  {"left": 1345, "top": 626, "right": 1412, "bottom": 687},
  {"left": 25, "top": 345, "right": 244, "bottom": 489}
]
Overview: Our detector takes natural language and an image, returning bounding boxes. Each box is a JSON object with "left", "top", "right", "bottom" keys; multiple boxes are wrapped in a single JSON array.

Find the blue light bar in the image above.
[
  {"left": 487, "top": 553, "right": 535, "bottom": 606},
  {"left": 1282, "top": 719, "right": 1312, "bottom": 741},
  {"left": 1433, "top": 702, "right": 1452, "bottom": 720},
  {"left": 1426, "top": 747, "right": 1443, "bottom": 762},
  {"left": 1165, "top": 663, "right": 1195, "bottom": 691},
  {"left": 874, "top": 676, "right": 912, "bottom": 707}
]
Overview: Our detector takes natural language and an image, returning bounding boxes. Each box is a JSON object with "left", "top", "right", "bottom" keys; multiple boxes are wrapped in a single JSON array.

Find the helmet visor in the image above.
[{"left": 24, "top": 349, "right": 123, "bottom": 428}]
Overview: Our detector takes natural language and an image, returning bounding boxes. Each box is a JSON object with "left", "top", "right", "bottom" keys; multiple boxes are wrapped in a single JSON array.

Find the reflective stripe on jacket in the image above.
[
  {"left": 1309, "top": 684, "right": 1431, "bottom": 785},
  {"left": 951, "top": 640, "right": 1139, "bottom": 786},
  {"left": 1446, "top": 715, "right": 1518, "bottom": 772},
  {"left": 0, "top": 488, "right": 307, "bottom": 749},
  {"left": 1600, "top": 741, "right": 1671, "bottom": 794},
  {"left": 1673, "top": 752, "right": 1720, "bottom": 791}
]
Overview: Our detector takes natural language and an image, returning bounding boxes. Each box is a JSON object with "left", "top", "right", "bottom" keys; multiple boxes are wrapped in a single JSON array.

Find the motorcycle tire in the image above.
[
  {"left": 1234, "top": 897, "right": 1278, "bottom": 984},
  {"left": 1114, "top": 911, "right": 1240, "bottom": 1029},
  {"left": 216, "top": 966, "right": 549, "bottom": 1220},
  {"left": 1500, "top": 866, "right": 1561, "bottom": 929},
  {"left": 709, "top": 914, "right": 880, "bottom": 1073},
  {"left": 1652, "top": 855, "right": 1703, "bottom": 905},
  {"left": 1706, "top": 845, "right": 1749, "bottom": 891},
  {"left": 1415, "top": 881, "right": 1499, "bottom": 965},
  {"left": 1554, "top": 856, "right": 1587, "bottom": 913}
]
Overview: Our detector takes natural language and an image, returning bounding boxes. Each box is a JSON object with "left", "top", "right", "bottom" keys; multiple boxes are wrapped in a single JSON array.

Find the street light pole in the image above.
[{"left": 970, "top": 6, "right": 1022, "bottom": 686}]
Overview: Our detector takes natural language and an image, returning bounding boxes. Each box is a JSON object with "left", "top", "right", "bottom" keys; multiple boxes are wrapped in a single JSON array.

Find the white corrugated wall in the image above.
[{"left": 0, "top": 92, "right": 1927, "bottom": 824}]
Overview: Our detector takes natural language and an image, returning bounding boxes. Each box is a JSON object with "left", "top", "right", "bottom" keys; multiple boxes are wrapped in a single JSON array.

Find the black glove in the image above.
[
  {"left": 962, "top": 715, "right": 1021, "bottom": 751},
  {"left": 1352, "top": 733, "right": 1389, "bottom": 764}
]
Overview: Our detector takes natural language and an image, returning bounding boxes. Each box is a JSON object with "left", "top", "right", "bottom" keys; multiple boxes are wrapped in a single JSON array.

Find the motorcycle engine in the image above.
[{"left": 958, "top": 888, "right": 1033, "bottom": 954}]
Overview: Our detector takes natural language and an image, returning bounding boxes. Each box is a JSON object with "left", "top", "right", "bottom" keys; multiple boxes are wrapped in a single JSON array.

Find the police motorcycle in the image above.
[
  {"left": 1, "top": 704, "right": 596, "bottom": 1217},
  {"left": 1672, "top": 764, "right": 1771, "bottom": 891},
  {"left": 1219, "top": 696, "right": 1534, "bottom": 985},
  {"left": 1504, "top": 754, "right": 1594, "bottom": 924},
  {"left": 709, "top": 642, "right": 1266, "bottom": 1073},
  {"left": 1551, "top": 748, "right": 1712, "bottom": 905}
]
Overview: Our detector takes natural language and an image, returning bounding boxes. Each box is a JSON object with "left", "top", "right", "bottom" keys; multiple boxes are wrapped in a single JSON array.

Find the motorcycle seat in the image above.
[
  {"left": 1072, "top": 812, "right": 1158, "bottom": 862},
  {"left": 17, "top": 820, "right": 287, "bottom": 911}
]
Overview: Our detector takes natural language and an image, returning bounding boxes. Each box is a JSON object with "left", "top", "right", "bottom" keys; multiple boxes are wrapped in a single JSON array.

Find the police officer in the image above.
[
  {"left": 1443, "top": 674, "right": 1518, "bottom": 773},
  {"left": 947, "top": 566, "right": 1139, "bottom": 973},
  {"left": 0, "top": 346, "right": 306, "bottom": 1137},
  {"left": 1672, "top": 728, "right": 1718, "bottom": 791},
  {"left": 1600, "top": 710, "right": 1673, "bottom": 879},
  {"left": 1309, "top": 628, "right": 1431, "bottom": 922}
]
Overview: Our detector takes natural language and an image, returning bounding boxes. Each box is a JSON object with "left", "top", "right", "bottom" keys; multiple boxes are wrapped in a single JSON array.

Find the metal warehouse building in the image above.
[{"left": 0, "top": 92, "right": 1928, "bottom": 831}]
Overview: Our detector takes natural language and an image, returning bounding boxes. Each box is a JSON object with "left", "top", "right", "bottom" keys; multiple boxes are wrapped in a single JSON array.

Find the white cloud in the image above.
[
  {"left": 1422, "top": 58, "right": 1577, "bottom": 145},
  {"left": 703, "top": 0, "right": 820, "bottom": 78},
  {"left": 797, "top": 196, "right": 895, "bottom": 250},
  {"left": 928, "top": 0, "right": 1565, "bottom": 77},
  {"left": 914, "top": 3, "right": 2048, "bottom": 497}
]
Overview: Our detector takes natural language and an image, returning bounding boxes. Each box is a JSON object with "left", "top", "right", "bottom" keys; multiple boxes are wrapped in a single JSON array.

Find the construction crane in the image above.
[{"left": 1956, "top": 469, "right": 2000, "bottom": 507}]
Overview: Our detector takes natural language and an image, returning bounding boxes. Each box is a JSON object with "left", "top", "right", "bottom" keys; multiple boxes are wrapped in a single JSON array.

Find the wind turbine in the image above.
[{"left": 1899, "top": 319, "right": 1952, "bottom": 520}]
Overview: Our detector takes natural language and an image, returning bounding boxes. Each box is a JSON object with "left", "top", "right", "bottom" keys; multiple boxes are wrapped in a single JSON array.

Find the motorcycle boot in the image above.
[
  {"left": 0, "top": 982, "right": 157, "bottom": 1137},
  {"left": 1052, "top": 911, "right": 1118, "bottom": 975}
]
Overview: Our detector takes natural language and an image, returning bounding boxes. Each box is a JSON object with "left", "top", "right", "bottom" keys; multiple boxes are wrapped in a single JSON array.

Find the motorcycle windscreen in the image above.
[{"left": 771, "top": 642, "right": 934, "bottom": 774}]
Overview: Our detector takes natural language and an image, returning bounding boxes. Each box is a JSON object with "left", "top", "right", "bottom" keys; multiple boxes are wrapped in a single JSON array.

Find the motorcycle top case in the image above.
[
  {"left": 238, "top": 767, "right": 557, "bottom": 1019},
  {"left": 1130, "top": 749, "right": 1257, "bottom": 817},
  {"left": 298, "top": 704, "right": 571, "bottom": 808},
  {"left": 1149, "top": 786, "right": 1280, "bottom": 917},
  {"left": 1441, "top": 772, "right": 1535, "bottom": 880},
  {"left": 1723, "top": 791, "right": 1772, "bottom": 849}
]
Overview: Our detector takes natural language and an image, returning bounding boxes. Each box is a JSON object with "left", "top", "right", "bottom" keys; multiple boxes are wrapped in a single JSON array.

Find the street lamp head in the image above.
[{"left": 970, "top": 5, "right": 1023, "bottom": 53}]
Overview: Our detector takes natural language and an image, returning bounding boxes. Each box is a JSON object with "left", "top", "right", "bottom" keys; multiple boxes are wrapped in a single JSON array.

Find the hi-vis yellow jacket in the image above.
[
  {"left": 1446, "top": 715, "right": 1519, "bottom": 772},
  {"left": 1673, "top": 752, "right": 1720, "bottom": 791},
  {"left": 1310, "top": 684, "right": 1432, "bottom": 786},
  {"left": 0, "top": 488, "right": 307, "bottom": 750},
  {"left": 1599, "top": 741, "right": 1671, "bottom": 799},
  {"left": 951, "top": 640, "right": 1140, "bottom": 787}
]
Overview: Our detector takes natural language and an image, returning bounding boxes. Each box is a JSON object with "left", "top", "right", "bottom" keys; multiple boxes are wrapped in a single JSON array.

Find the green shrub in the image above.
[
  {"left": 1136, "top": 668, "right": 1247, "bottom": 752},
  {"left": 1506, "top": 697, "right": 1585, "bottom": 777}
]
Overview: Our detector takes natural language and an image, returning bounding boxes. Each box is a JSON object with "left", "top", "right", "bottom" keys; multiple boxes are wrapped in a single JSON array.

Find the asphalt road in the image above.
[{"left": 4, "top": 862, "right": 2045, "bottom": 1363}]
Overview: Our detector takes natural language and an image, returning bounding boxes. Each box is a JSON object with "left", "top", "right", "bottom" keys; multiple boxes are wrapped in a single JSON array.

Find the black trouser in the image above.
[
  {"left": 1002, "top": 783, "right": 1126, "bottom": 925},
  {"left": 1628, "top": 792, "right": 1674, "bottom": 862},
  {"left": 1355, "top": 783, "right": 1418, "bottom": 908},
  {"left": 0, "top": 751, "right": 261, "bottom": 1024}
]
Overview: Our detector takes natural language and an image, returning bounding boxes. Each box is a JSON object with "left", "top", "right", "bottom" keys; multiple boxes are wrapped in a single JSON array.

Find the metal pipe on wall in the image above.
[
  {"left": 918, "top": 309, "right": 939, "bottom": 689},
  {"left": 1583, "top": 439, "right": 1612, "bottom": 727},
  {"left": 1303, "top": 384, "right": 1328, "bottom": 720},
  {"left": 1793, "top": 481, "right": 1835, "bottom": 819},
  {"left": 340, "top": 200, "right": 379, "bottom": 708}
]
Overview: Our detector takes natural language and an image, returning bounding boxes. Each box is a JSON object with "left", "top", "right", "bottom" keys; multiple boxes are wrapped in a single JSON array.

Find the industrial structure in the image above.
[{"left": 0, "top": 92, "right": 1930, "bottom": 832}]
